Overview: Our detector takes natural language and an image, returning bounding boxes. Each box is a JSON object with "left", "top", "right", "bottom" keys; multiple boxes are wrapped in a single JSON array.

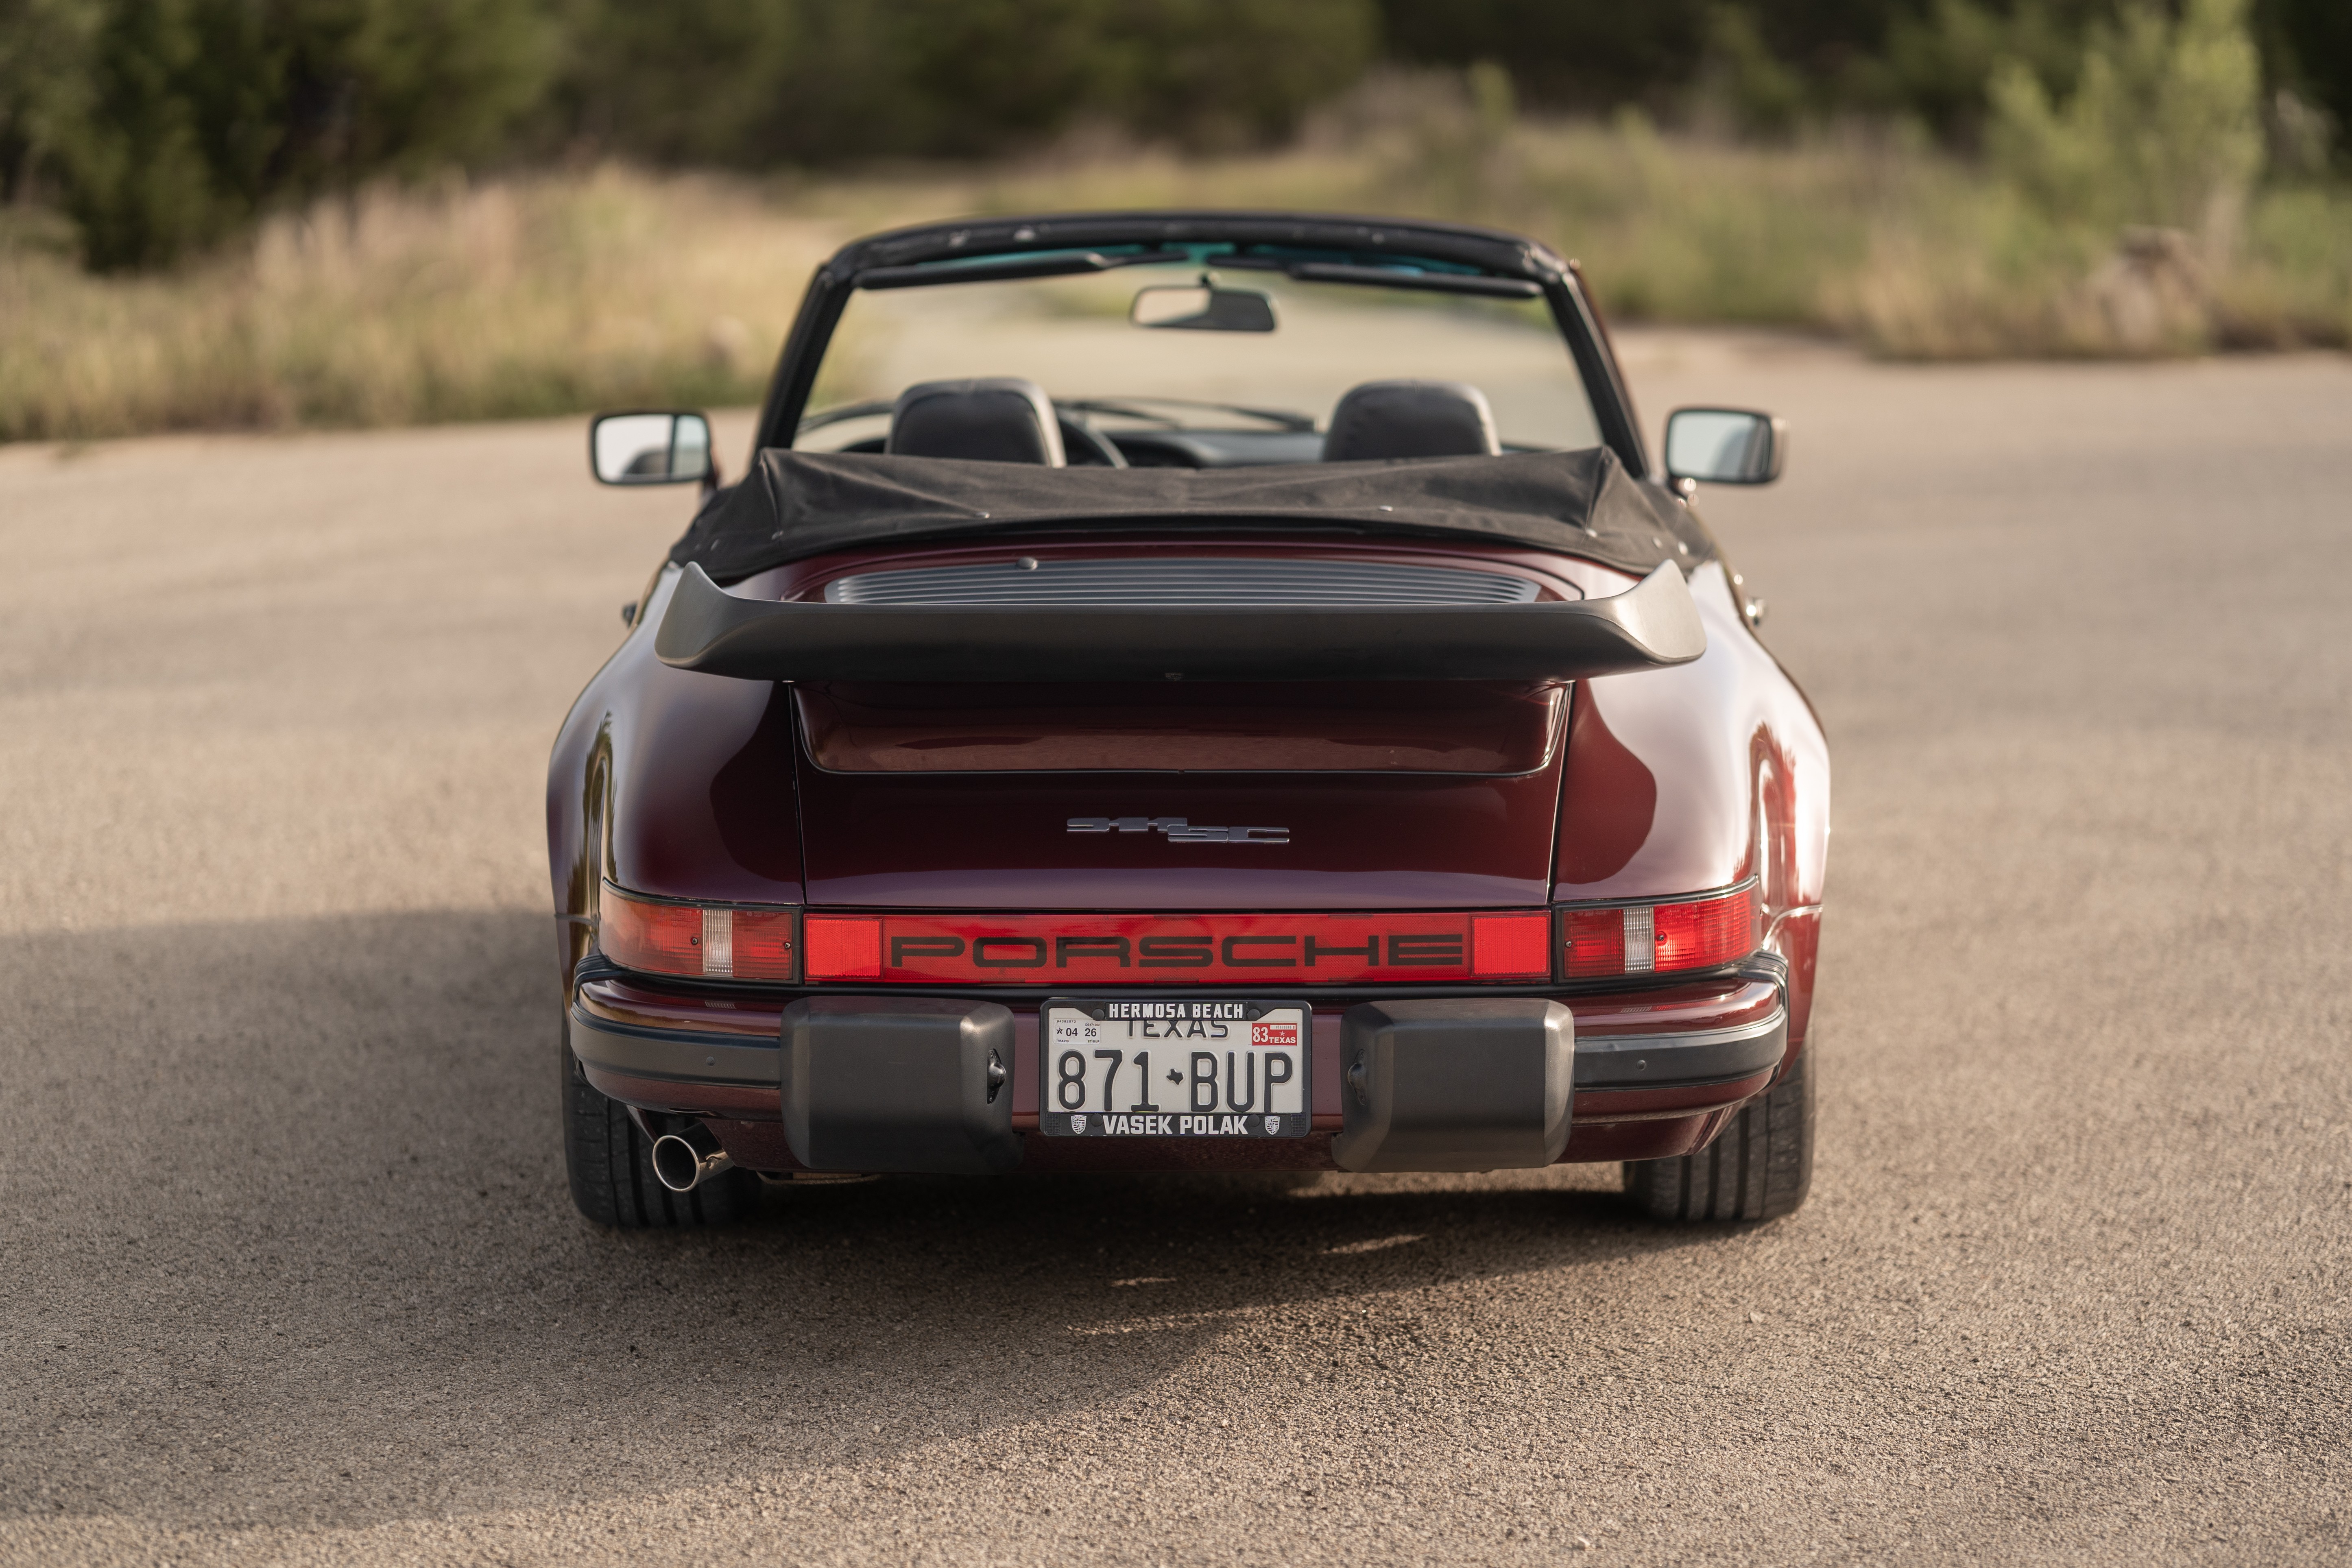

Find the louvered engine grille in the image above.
[{"left": 821, "top": 558, "right": 1543, "bottom": 606}]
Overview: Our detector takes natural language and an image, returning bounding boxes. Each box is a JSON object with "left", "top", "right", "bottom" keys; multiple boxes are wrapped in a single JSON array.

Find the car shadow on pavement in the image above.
[{"left": 0, "top": 909, "right": 1746, "bottom": 1532}]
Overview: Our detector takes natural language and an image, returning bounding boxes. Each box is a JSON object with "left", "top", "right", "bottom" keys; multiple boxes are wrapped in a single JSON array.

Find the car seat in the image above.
[
  {"left": 1321, "top": 380, "right": 1501, "bottom": 461},
  {"left": 886, "top": 378, "right": 1067, "bottom": 465}
]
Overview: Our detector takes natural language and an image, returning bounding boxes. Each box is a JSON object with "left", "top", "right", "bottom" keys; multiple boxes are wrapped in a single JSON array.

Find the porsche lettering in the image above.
[{"left": 849, "top": 916, "right": 1477, "bottom": 983}]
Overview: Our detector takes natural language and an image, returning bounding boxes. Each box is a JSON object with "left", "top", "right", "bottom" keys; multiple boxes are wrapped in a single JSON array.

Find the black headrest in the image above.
[
  {"left": 887, "top": 378, "right": 1066, "bottom": 465},
  {"left": 1322, "top": 379, "right": 1501, "bottom": 462}
]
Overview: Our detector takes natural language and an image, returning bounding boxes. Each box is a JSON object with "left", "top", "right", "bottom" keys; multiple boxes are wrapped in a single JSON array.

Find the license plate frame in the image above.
[{"left": 1039, "top": 998, "right": 1311, "bottom": 1138}]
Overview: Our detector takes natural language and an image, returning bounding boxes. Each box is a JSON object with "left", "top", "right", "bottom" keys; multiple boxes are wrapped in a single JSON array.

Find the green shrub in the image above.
[{"left": 1986, "top": 0, "right": 2264, "bottom": 241}]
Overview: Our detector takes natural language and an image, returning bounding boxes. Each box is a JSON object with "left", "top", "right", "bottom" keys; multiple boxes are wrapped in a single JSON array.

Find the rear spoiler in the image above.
[{"left": 654, "top": 558, "right": 1705, "bottom": 683}]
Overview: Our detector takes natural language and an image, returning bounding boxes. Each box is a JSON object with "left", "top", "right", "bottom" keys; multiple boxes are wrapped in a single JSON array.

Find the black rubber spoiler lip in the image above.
[{"left": 654, "top": 559, "right": 1704, "bottom": 683}]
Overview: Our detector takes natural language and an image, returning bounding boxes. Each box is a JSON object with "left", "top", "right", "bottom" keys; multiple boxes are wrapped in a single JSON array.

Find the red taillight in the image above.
[
  {"left": 599, "top": 887, "right": 798, "bottom": 980},
  {"left": 1471, "top": 912, "right": 1552, "bottom": 979},
  {"left": 600, "top": 890, "right": 702, "bottom": 974},
  {"left": 1654, "top": 891, "right": 1754, "bottom": 973},
  {"left": 731, "top": 909, "right": 801, "bottom": 979},
  {"left": 803, "top": 914, "right": 882, "bottom": 981},
  {"left": 1560, "top": 907, "right": 1628, "bottom": 977},
  {"left": 1558, "top": 886, "right": 1756, "bottom": 978}
]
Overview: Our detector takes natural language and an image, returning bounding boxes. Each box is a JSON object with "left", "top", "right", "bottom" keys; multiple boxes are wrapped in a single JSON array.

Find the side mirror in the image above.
[
  {"left": 590, "top": 411, "right": 713, "bottom": 486},
  {"left": 1130, "top": 284, "right": 1278, "bottom": 333},
  {"left": 1663, "top": 407, "right": 1786, "bottom": 486}
]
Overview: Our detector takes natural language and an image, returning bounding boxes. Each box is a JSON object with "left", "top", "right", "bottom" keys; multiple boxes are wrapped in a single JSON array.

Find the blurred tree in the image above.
[
  {"left": 1074, "top": 0, "right": 1381, "bottom": 150},
  {"left": 1701, "top": 5, "right": 1814, "bottom": 134},
  {"left": 559, "top": 0, "right": 1378, "bottom": 165},
  {"left": 1706, "top": 0, "right": 2132, "bottom": 135},
  {"left": 2254, "top": 0, "right": 2348, "bottom": 166},
  {"left": 1376, "top": 0, "right": 1706, "bottom": 114},
  {"left": 40, "top": 0, "right": 553, "bottom": 268},
  {"left": 18, "top": 0, "right": 2345, "bottom": 271},
  {"left": 552, "top": 0, "right": 809, "bottom": 165},
  {"left": 1988, "top": 0, "right": 2264, "bottom": 239},
  {"left": 1874, "top": 1, "right": 2104, "bottom": 138},
  {"left": 1379, "top": 0, "right": 2339, "bottom": 160},
  {"left": 0, "top": 0, "right": 101, "bottom": 205},
  {"left": 52, "top": 0, "right": 235, "bottom": 266}
]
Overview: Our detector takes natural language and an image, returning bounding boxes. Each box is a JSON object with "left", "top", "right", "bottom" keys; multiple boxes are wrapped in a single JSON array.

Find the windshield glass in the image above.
[{"left": 797, "top": 260, "right": 1602, "bottom": 459}]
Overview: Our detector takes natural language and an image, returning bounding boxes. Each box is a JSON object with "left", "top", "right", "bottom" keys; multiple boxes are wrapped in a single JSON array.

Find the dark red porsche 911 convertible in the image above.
[{"left": 551, "top": 210, "right": 1827, "bottom": 1230}]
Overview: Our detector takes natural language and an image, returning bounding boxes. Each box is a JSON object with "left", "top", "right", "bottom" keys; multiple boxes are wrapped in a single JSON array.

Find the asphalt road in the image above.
[{"left": 2, "top": 338, "right": 2348, "bottom": 1565}]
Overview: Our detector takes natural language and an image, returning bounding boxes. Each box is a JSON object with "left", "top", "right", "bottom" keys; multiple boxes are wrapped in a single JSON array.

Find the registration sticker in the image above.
[
  {"left": 1251, "top": 1018, "right": 1300, "bottom": 1049},
  {"left": 1040, "top": 999, "right": 1311, "bottom": 1137}
]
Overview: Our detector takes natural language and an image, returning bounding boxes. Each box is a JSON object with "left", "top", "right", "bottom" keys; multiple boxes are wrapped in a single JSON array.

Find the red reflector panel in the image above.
[
  {"left": 804, "top": 915, "right": 883, "bottom": 981},
  {"left": 731, "top": 909, "right": 801, "bottom": 981},
  {"left": 1560, "top": 906, "right": 1627, "bottom": 976},
  {"left": 1471, "top": 913, "right": 1552, "bottom": 979},
  {"left": 1654, "top": 887, "right": 1756, "bottom": 973},
  {"left": 794, "top": 912, "right": 1546, "bottom": 985},
  {"left": 599, "top": 889, "right": 706, "bottom": 977}
]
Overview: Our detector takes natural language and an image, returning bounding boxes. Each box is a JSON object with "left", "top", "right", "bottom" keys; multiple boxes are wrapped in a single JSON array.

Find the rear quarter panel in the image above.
[
  {"left": 547, "top": 564, "right": 807, "bottom": 987},
  {"left": 1555, "top": 558, "right": 1830, "bottom": 1047}
]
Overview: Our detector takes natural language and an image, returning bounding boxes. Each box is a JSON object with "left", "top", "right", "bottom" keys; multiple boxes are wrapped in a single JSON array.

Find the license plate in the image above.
[{"left": 1040, "top": 999, "right": 1310, "bottom": 1137}]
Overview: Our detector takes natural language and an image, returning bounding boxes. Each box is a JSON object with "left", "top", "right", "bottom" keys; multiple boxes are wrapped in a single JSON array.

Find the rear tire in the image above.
[
  {"left": 561, "top": 1026, "right": 762, "bottom": 1228},
  {"left": 1623, "top": 1048, "right": 1815, "bottom": 1223}
]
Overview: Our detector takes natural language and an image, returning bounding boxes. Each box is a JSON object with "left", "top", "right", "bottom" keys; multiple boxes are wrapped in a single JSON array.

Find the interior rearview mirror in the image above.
[
  {"left": 1130, "top": 285, "right": 1278, "bottom": 333},
  {"left": 590, "top": 411, "right": 714, "bottom": 486},
  {"left": 1663, "top": 408, "right": 1786, "bottom": 486}
]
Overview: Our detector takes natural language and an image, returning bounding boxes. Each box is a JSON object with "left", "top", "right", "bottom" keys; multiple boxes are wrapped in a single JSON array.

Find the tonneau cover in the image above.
[{"left": 668, "top": 447, "right": 1713, "bottom": 584}]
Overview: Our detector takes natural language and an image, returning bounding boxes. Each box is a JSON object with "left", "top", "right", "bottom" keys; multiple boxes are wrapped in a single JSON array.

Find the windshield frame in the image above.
[{"left": 748, "top": 213, "right": 1649, "bottom": 479}]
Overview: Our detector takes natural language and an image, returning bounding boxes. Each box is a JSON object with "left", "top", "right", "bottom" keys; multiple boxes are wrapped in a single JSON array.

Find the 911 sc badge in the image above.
[{"left": 1067, "top": 816, "right": 1289, "bottom": 844}]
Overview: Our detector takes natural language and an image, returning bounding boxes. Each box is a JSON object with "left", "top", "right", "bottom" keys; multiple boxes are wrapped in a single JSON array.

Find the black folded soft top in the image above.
[
  {"left": 667, "top": 446, "right": 1715, "bottom": 585},
  {"left": 654, "top": 447, "right": 1717, "bottom": 685}
]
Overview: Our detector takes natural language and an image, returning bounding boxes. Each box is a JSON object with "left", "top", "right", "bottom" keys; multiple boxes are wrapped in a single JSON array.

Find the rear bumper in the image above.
[
  {"left": 568, "top": 978, "right": 1785, "bottom": 1093},
  {"left": 567, "top": 966, "right": 1789, "bottom": 1171},
  {"left": 1570, "top": 1010, "right": 1785, "bottom": 1088}
]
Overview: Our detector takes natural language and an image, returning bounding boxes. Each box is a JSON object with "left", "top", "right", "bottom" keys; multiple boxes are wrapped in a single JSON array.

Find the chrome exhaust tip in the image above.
[{"left": 650, "top": 1125, "right": 734, "bottom": 1193}]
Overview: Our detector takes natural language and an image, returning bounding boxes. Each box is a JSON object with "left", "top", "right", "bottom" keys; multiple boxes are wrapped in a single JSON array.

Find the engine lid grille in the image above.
[{"left": 821, "top": 557, "right": 1545, "bottom": 606}]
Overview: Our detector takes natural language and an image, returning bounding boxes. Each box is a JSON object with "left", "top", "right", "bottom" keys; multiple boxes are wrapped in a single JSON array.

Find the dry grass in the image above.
[
  {"left": 0, "top": 169, "right": 837, "bottom": 443},
  {"left": 3, "top": 121, "right": 2347, "bottom": 443}
]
